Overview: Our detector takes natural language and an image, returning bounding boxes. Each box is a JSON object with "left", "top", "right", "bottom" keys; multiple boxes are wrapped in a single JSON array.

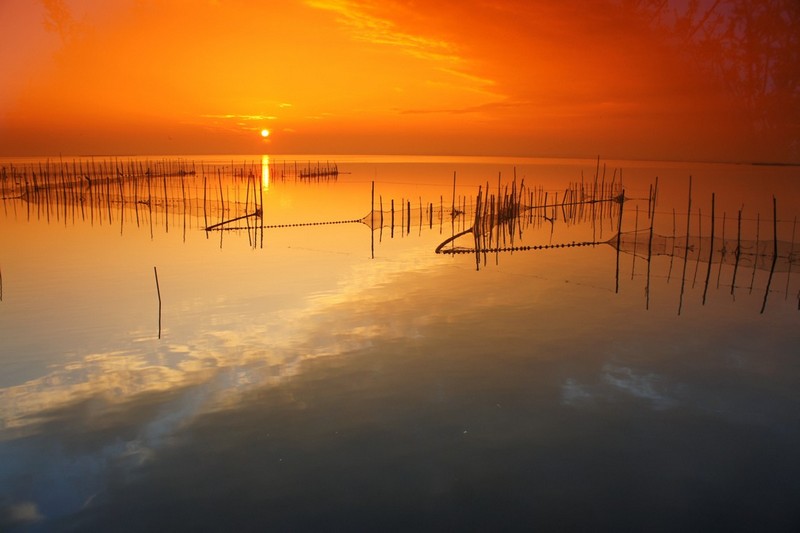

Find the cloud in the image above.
[
  {"left": 0, "top": 501, "right": 44, "bottom": 527},
  {"left": 601, "top": 364, "right": 677, "bottom": 410},
  {"left": 561, "top": 363, "right": 678, "bottom": 410},
  {"left": 306, "top": 0, "right": 459, "bottom": 63},
  {"left": 400, "top": 98, "right": 531, "bottom": 116}
]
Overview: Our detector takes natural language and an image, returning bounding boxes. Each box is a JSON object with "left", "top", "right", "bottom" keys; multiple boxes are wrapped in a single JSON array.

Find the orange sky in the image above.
[{"left": 1, "top": 0, "right": 797, "bottom": 162}]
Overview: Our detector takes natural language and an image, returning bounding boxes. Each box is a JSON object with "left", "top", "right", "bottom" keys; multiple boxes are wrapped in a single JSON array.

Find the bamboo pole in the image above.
[
  {"left": 731, "top": 207, "right": 742, "bottom": 295},
  {"left": 702, "top": 193, "right": 715, "bottom": 305},
  {"left": 678, "top": 176, "right": 692, "bottom": 316},
  {"left": 615, "top": 189, "right": 624, "bottom": 294},
  {"left": 761, "top": 197, "right": 779, "bottom": 314},
  {"left": 407, "top": 200, "right": 411, "bottom": 235},
  {"left": 154, "top": 266, "right": 162, "bottom": 339}
]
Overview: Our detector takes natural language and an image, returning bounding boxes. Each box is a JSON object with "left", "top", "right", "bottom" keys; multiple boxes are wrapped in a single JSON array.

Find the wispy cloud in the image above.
[
  {"left": 201, "top": 114, "right": 277, "bottom": 121},
  {"left": 306, "top": 0, "right": 459, "bottom": 63},
  {"left": 400, "top": 98, "right": 529, "bottom": 116}
]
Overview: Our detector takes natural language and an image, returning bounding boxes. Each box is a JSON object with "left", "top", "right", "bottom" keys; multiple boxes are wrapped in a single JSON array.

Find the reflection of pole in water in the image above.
[
  {"left": 716, "top": 211, "right": 726, "bottom": 289},
  {"left": 631, "top": 204, "right": 639, "bottom": 280},
  {"left": 645, "top": 177, "right": 658, "bottom": 309},
  {"left": 615, "top": 189, "right": 624, "bottom": 294},
  {"left": 667, "top": 208, "right": 676, "bottom": 282},
  {"left": 678, "top": 176, "right": 692, "bottom": 316},
  {"left": 731, "top": 208, "right": 742, "bottom": 295},
  {"left": 154, "top": 266, "right": 162, "bottom": 340},
  {"left": 761, "top": 197, "right": 778, "bottom": 314},
  {"left": 703, "top": 193, "right": 715, "bottom": 306}
]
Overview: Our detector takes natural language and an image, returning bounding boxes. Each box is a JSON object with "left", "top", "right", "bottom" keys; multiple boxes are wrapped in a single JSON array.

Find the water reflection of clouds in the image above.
[
  {"left": 561, "top": 364, "right": 678, "bottom": 411},
  {"left": 0, "top": 248, "right": 453, "bottom": 527},
  {"left": 0, "top": 249, "right": 445, "bottom": 434}
]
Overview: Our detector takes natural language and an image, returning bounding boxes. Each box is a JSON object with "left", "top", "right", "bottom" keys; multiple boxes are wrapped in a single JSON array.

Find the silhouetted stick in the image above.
[
  {"left": 631, "top": 204, "right": 639, "bottom": 280},
  {"left": 407, "top": 200, "right": 411, "bottom": 235},
  {"left": 731, "top": 208, "right": 742, "bottom": 295},
  {"left": 678, "top": 176, "right": 692, "bottom": 316},
  {"left": 205, "top": 211, "right": 260, "bottom": 231},
  {"left": 703, "top": 193, "right": 715, "bottom": 305},
  {"left": 474, "top": 187, "right": 483, "bottom": 271},
  {"left": 259, "top": 171, "right": 264, "bottom": 249},
  {"left": 154, "top": 266, "right": 162, "bottom": 339},
  {"left": 761, "top": 197, "right": 779, "bottom": 314},
  {"left": 716, "top": 211, "right": 726, "bottom": 288},
  {"left": 615, "top": 189, "right": 624, "bottom": 294},
  {"left": 646, "top": 177, "right": 658, "bottom": 309},
  {"left": 451, "top": 171, "right": 457, "bottom": 218}
]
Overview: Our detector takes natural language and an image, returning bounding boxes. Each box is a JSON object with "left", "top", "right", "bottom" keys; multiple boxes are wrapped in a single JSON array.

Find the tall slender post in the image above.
[
  {"left": 678, "top": 176, "right": 692, "bottom": 315},
  {"left": 154, "top": 266, "right": 162, "bottom": 339},
  {"left": 615, "top": 189, "right": 624, "bottom": 294},
  {"left": 761, "top": 197, "right": 779, "bottom": 313},
  {"left": 702, "top": 193, "right": 715, "bottom": 305},
  {"left": 731, "top": 207, "right": 742, "bottom": 295},
  {"left": 646, "top": 177, "right": 657, "bottom": 309}
]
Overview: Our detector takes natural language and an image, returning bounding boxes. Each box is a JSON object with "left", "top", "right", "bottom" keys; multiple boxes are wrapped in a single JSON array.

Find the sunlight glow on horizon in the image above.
[{"left": 0, "top": 0, "right": 797, "bottom": 162}]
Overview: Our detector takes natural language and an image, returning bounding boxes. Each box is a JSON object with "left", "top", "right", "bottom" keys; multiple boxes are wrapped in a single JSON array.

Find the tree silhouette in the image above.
[{"left": 624, "top": 0, "right": 799, "bottom": 160}]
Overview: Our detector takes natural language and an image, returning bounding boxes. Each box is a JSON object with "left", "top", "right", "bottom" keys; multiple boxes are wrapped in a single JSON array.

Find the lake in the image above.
[{"left": 1, "top": 155, "right": 799, "bottom": 531}]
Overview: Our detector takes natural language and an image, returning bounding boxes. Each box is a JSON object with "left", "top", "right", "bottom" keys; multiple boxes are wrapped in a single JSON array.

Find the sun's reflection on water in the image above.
[{"left": 261, "top": 154, "right": 270, "bottom": 191}]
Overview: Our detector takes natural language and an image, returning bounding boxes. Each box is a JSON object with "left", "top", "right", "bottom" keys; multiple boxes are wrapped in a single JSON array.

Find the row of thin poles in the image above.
[
  {"left": 269, "top": 160, "right": 340, "bottom": 181},
  {"left": 1, "top": 159, "right": 265, "bottom": 246},
  {"left": 617, "top": 176, "right": 797, "bottom": 314}
]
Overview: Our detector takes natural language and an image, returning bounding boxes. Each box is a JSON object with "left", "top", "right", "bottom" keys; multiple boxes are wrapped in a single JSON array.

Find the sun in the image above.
[{"left": 260, "top": 129, "right": 270, "bottom": 138}]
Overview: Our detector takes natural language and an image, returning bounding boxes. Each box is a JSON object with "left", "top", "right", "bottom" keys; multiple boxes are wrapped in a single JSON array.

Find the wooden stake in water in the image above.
[
  {"left": 678, "top": 176, "right": 692, "bottom": 316},
  {"left": 731, "top": 207, "right": 742, "bottom": 295},
  {"left": 761, "top": 196, "right": 779, "bottom": 314},
  {"left": 451, "top": 171, "right": 457, "bottom": 218},
  {"left": 154, "top": 266, "right": 162, "bottom": 339},
  {"left": 702, "top": 193, "right": 715, "bottom": 305},
  {"left": 615, "top": 189, "right": 624, "bottom": 294},
  {"left": 645, "top": 177, "right": 658, "bottom": 309}
]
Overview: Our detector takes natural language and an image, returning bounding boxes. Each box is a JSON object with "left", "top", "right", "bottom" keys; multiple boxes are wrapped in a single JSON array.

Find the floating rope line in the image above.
[
  {"left": 205, "top": 218, "right": 365, "bottom": 231},
  {"left": 437, "top": 240, "right": 603, "bottom": 255}
]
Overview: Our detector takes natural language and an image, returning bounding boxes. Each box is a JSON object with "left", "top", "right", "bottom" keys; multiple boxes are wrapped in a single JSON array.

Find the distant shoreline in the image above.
[{"left": 0, "top": 153, "right": 798, "bottom": 168}]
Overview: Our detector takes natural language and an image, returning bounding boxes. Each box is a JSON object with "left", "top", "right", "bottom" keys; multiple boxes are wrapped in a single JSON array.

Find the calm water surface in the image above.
[{"left": 1, "top": 155, "right": 799, "bottom": 531}]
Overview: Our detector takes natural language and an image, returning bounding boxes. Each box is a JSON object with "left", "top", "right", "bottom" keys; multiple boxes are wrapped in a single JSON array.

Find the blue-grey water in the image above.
[{"left": 1, "top": 155, "right": 798, "bottom": 531}]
